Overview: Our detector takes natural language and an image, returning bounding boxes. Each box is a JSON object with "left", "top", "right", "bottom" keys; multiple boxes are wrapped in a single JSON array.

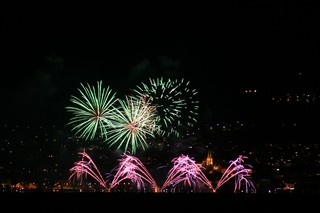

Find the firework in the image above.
[
  {"left": 105, "top": 95, "right": 160, "bottom": 154},
  {"left": 69, "top": 150, "right": 109, "bottom": 191},
  {"left": 68, "top": 152, "right": 256, "bottom": 193},
  {"left": 171, "top": 78, "right": 199, "bottom": 130},
  {"left": 66, "top": 81, "right": 117, "bottom": 141},
  {"left": 214, "top": 155, "right": 256, "bottom": 193},
  {"left": 160, "top": 154, "right": 213, "bottom": 192},
  {"left": 107, "top": 153, "right": 159, "bottom": 192},
  {"left": 132, "top": 77, "right": 199, "bottom": 138}
]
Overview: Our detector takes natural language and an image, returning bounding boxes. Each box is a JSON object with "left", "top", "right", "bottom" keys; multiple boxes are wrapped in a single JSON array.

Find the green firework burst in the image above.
[
  {"left": 106, "top": 95, "right": 160, "bottom": 154},
  {"left": 66, "top": 80, "right": 118, "bottom": 141},
  {"left": 132, "top": 77, "right": 199, "bottom": 137}
]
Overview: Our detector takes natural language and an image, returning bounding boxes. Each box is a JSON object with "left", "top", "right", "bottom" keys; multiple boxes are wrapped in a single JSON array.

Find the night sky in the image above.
[
  {"left": 2, "top": 4, "right": 320, "bottom": 203},
  {"left": 2, "top": 5, "right": 320, "bottom": 128}
]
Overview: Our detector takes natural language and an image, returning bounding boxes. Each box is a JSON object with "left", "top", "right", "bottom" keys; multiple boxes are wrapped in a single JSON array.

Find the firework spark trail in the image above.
[
  {"left": 69, "top": 150, "right": 109, "bottom": 191},
  {"left": 107, "top": 153, "right": 159, "bottom": 192},
  {"left": 214, "top": 155, "right": 256, "bottom": 193},
  {"left": 160, "top": 154, "right": 213, "bottom": 192},
  {"left": 171, "top": 78, "right": 199, "bottom": 128},
  {"left": 234, "top": 171, "right": 256, "bottom": 193},
  {"left": 233, "top": 161, "right": 256, "bottom": 193},
  {"left": 106, "top": 95, "right": 160, "bottom": 154},
  {"left": 66, "top": 81, "right": 118, "bottom": 141}
]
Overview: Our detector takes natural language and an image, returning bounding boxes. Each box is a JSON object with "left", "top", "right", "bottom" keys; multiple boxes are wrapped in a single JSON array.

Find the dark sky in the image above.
[{"left": 2, "top": 5, "right": 320, "bottom": 127}]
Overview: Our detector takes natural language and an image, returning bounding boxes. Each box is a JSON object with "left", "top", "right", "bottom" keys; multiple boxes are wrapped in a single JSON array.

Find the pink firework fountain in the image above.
[
  {"left": 161, "top": 154, "right": 214, "bottom": 193},
  {"left": 107, "top": 153, "right": 159, "bottom": 192},
  {"left": 69, "top": 150, "right": 109, "bottom": 191},
  {"left": 214, "top": 155, "right": 256, "bottom": 193}
]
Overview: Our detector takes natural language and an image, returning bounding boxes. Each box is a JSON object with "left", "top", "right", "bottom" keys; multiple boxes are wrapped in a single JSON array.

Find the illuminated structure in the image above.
[{"left": 200, "top": 150, "right": 220, "bottom": 174}]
